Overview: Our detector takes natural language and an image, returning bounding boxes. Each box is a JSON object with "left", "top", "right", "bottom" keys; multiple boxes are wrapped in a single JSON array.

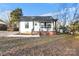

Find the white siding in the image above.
[
  {"left": 19, "top": 21, "right": 33, "bottom": 33},
  {"left": 19, "top": 21, "right": 55, "bottom": 33},
  {"left": 34, "top": 21, "right": 40, "bottom": 31}
]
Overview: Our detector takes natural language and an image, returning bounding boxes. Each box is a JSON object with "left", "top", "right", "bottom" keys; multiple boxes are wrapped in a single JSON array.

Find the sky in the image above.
[{"left": 0, "top": 3, "right": 78, "bottom": 21}]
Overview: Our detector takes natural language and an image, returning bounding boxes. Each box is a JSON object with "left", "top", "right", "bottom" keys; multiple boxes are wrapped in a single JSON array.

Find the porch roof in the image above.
[{"left": 20, "top": 16, "right": 57, "bottom": 22}]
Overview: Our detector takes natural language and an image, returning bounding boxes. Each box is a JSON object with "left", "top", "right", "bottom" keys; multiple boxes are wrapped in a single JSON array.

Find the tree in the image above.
[
  {"left": 10, "top": 8, "right": 22, "bottom": 24},
  {"left": 9, "top": 8, "right": 23, "bottom": 31},
  {"left": 69, "top": 4, "right": 79, "bottom": 35},
  {"left": 69, "top": 20, "right": 79, "bottom": 34},
  {"left": 59, "top": 4, "right": 79, "bottom": 34},
  {"left": 55, "top": 5, "right": 69, "bottom": 33}
]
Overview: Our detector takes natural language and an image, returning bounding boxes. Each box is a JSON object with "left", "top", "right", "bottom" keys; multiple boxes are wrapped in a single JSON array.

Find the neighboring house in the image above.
[
  {"left": 0, "top": 19, "right": 7, "bottom": 30},
  {"left": 19, "top": 16, "right": 57, "bottom": 35}
]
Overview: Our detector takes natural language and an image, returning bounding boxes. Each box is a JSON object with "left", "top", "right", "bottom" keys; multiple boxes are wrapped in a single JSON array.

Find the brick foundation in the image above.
[
  {"left": 40, "top": 31, "right": 48, "bottom": 35},
  {"left": 20, "top": 31, "right": 57, "bottom": 36},
  {"left": 47, "top": 31, "right": 56, "bottom": 36},
  {"left": 40, "top": 31, "right": 56, "bottom": 36}
]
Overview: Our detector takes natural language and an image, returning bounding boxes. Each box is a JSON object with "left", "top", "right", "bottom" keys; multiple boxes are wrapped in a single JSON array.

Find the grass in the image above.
[
  {"left": 0, "top": 34, "right": 78, "bottom": 56},
  {"left": 75, "top": 36, "right": 79, "bottom": 39},
  {"left": 74, "top": 34, "right": 79, "bottom": 39},
  {"left": 0, "top": 36, "right": 60, "bottom": 52}
]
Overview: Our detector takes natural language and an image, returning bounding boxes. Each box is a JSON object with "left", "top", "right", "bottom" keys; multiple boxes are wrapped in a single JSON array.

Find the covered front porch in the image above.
[{"left": 39, "top": 21, "right": 57, "bottom": 35}]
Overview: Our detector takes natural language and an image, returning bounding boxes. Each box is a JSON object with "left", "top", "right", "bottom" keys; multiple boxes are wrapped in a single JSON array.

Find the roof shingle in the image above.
[{"left": 20, "top": 16, "right": 57, "bottom": 22}]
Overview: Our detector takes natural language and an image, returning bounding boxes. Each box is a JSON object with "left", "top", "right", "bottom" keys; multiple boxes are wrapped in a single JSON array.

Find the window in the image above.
[
  {"left": 46, "top": 23, "right": 51, "bottom": 28},
  {"left": 40, "top": 22, "right": 51, "bottom": 28},
  {"left": 47, "top": 24, "right": 51, "bottom": 28},
  {"left": 25, "top": 22, "right": 29, "bottom": 28},
  {"left": 40, "top": 23, "right": 44, "bottom": 28}
]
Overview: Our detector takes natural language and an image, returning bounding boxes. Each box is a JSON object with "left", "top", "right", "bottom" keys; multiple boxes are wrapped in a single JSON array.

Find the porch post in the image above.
[
  {"left": 53, "top": 21, "right": 55, "bottom": 31},
  {"left": 32, "top": 20, "right": 34, "bottom": 34},
  {"left": 54, "top": 20, "right": 57, "bottom": 32},
  {"left": 51, "top": 22, "right": 54, "bottom": 31}
]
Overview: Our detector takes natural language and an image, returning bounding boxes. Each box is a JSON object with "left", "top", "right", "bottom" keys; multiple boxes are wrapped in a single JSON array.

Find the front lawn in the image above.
[{"left": 0, "top": 34, "right": 78, "bottom": 56}]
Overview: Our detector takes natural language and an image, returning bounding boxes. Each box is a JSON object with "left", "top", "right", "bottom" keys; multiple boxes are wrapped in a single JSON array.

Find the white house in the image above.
[{"left": 19, "top": 16, "right": 57, "bottom": 35}]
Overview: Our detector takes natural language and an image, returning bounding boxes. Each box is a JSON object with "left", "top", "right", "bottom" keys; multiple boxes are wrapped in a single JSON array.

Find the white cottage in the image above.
[{"left": 19, "top": 16, "right": 57, "bottom": 35}]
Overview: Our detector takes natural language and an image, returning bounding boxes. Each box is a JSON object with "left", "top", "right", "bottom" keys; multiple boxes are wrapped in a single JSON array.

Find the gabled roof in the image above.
[{"left": 20, "top": 16, "right": 57, "bottom": 22}]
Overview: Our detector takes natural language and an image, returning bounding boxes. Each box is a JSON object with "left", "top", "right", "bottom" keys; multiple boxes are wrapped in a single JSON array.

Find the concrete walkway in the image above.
[
  {"left": 0, "top": 31, "right": 40, "bottom": 37},
  {"left": 0, "top": 31, "right": 18, "bottom": 37},
  {"left": 7, "top": 35, "right": 40, "bottom": 37}
]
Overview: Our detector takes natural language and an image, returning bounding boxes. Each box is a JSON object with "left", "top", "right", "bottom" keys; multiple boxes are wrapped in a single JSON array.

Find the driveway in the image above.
[{"left": 0, "top": 31, "right": 18, "bottom": 37}]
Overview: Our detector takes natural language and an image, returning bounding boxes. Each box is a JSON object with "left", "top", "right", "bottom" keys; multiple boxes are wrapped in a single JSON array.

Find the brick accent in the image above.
[
  {"left": 47, "top": 31, "right": 56, "bottom": 36},
  {"left": 20, "top": 31, "right": 56, "bottom": 36},
  {"left": 40, "top": 31, "right": 56, "bottom": 36}
]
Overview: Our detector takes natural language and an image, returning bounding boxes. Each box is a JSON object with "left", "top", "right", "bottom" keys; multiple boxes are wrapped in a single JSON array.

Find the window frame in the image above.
[{"left": 25, "top": 22, "right": 29, "bottom": 28}]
